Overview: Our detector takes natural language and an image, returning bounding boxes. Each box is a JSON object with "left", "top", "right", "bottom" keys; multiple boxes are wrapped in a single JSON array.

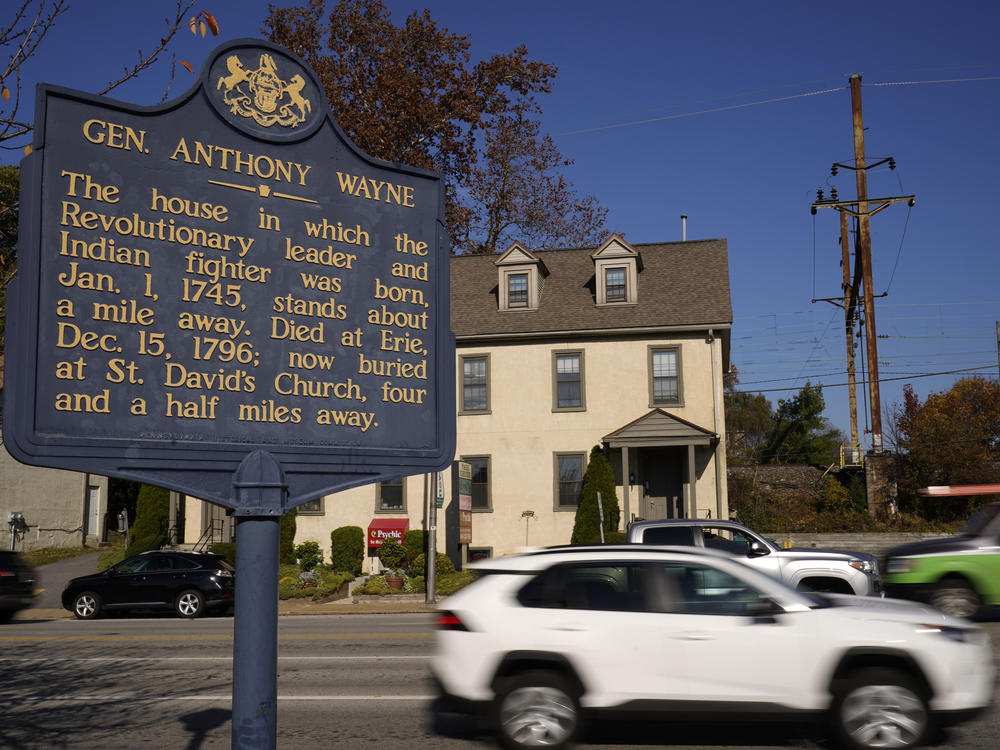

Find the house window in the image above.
[
  {"left": 605, "top": 267, "right": 626, "bottom": 302},
  {"left": 553, "top": 352, "right": 585, "bottom": 411},
  {"left": 555, "top": 453, "right": 586, "bottom": 509},
  {"left": 464, "top": 456, "right": 491, "bottom": 511},
  {"left": 650, "top": 347, "right": 681, "bottom": 405},
  {"left": 460, "top": 355, "right": 490, "bottom": 413},
  {"left": 468, "top": 548, "right": 493, "bottom": 563},
  {"left": 297, "top": 498, "right": 324, "bottom": 515},
  {"left": 377, "top": 478, "right": 405, "bottom": 512},
  {"left": 507, "top": 273, "right": 528, "bottom": 308}
]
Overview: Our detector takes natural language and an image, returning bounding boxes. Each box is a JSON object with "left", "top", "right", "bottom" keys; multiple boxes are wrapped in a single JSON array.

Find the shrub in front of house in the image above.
[
  {"left": 330, "top": 525, "right": 365, "bottom": 574},
  {"left": 377, "top": 539, "right": 406, "bottom": 572},
  {"left": 294, "top": 541, "right": 323, "bottom": 571},
  {"left": 277, "top": 563, "right": 353, "bottom": 601},
  {"left": 353, "top": 575, "right": 392, "bottom": 595},
  {"left": 126, "top": 484, "right": 169, "bottom": 556},
  {"left": 412, "top": 552, "right": 455, "bottom": 577},
  {"left": 402, "top": 530, "right": 427, "bottom": 573},
  {"left": 436, "top": 570, "right": 479, "bottom": 596},
  {"left": 279, "top": 508, "right": 297, "bottom": 565}
]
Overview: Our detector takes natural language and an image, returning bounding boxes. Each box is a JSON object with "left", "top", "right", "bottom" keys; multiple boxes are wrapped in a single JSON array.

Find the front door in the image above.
[{"left": 639, "top": 447, "right": 684, "bottom": 519}]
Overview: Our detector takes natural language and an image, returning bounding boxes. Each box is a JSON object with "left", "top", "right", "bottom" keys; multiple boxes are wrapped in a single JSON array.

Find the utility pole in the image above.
[
  {"left": 840, "top": 210, "right": 861, "bottom": 464},
  {"left": 850, "top": 74, "right": 883, "bottom": 454},
  {"left": 811, "top": 74, "right": 915, "bottom": 456}
]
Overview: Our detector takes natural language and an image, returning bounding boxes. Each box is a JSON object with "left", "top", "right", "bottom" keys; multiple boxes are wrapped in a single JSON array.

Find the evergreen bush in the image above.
[
  {"left": 571, "top": 446, "right": 619, "bottom": 544},
  {"left": 125, "top": 484, "right": 169, "bottom": 556},
  {"left": 279, "top": 508, "right": 297, "bottom": 565},
  {"left": 402, "top": 529, "right": 427, "bottom": 573},
  {"left": 294, "top": 541, "right": 323, "bottom": 571},
  {"left": 413, "top": 551, "right": 455, "bottom": 577},
  {"left": 330, "top": 525, "right": 364, "bottom": 573},
  {"left": 377, "top": 539, "right": 406, "bottom": 571}
]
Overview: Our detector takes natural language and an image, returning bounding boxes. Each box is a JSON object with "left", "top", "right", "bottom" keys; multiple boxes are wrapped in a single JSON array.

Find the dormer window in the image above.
[
  {"left": 592, "top": 234, "right": 642, "bottom": 306},
  {"left": 605, "top": 267, "right": 626, "bottom": 302},
  {"left": 495, "top": 241, "right": 547, "bottom": 311},
  {"left": 507, "top": 273, "right": 529, "bottom": 308}
]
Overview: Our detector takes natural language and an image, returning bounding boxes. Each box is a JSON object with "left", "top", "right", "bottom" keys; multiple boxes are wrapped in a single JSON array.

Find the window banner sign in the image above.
[
  {"left": 457, "top": 460, "right": 472, "bottom": 544},
  {"left": 3, "top": 39, "right": 456, "bottom": 511}
]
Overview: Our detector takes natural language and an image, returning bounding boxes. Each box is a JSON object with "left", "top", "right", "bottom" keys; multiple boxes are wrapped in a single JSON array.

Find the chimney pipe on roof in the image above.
[{"left": 681, "top": 214, "right": 687, "bottom": 241}]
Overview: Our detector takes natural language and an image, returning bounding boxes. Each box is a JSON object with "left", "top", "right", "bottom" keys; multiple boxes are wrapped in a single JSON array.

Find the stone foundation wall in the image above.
[{"left": 766, "top": 532, "right": 951, "bottom": 561}]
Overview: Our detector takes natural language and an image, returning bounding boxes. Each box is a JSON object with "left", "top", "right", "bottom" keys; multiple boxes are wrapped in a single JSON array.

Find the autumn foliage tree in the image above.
[
  {"left": 264, "top": 0, "right": 607, "bottom": 253},
  {"left": 0, "top": 1, "right": 218, "bottom": 363},
  {"left": 893, "top": 378, "right": 1000, "bottom": 521}
]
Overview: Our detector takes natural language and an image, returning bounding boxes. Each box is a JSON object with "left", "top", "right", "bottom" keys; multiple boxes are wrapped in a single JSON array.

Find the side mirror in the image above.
[
  {"left": 748, "top": 541, "right": 770, "bottom": 557},
  {"left": 745, "top": 597, "right": 784, "bottom": 620}
]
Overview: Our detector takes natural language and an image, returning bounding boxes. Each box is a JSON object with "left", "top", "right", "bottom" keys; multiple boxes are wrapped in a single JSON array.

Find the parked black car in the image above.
[
  {"left": 0, "top": 550, "right": 37, "bottom": 623},
  {"left": 62, "top": 550, "right": 234, "bottom": 619}
]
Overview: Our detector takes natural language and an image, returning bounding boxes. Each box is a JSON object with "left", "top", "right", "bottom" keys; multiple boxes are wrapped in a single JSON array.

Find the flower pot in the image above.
[{"left": 385, "top": 575, "right": 404, "bottom": 591}]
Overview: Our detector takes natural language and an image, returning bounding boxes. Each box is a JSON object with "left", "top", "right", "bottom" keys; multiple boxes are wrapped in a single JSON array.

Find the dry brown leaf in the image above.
[
  {"left": 1, "top": 86, "right": 9, "bottom": 102},
  {"left": 188, "top": 16, "right": 198, "bottom": 35},
  {"left": 199, "top": 20, "right": 207, "bottom": 38},
  {"left": 204, "top": 12, "right": 220, "bottom": 35},
  {"left": 23, "top": 145, "right": 32, "bottom": 157},
  {"left": 180, "top": 60, "right": 193, "bottom": 73}
]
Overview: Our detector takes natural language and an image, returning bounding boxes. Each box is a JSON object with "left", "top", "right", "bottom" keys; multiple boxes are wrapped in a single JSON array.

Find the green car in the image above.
[{"left": 883, "top": 501, "right": 1000, "bottom": 618}]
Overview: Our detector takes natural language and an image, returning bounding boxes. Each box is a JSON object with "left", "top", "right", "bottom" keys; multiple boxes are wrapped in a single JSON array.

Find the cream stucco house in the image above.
[{"left": 173, "top": 234, "right": 732, "bottom": 570}]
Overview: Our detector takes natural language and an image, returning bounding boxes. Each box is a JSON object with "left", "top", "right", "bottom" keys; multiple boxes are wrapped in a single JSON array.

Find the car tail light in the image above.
[{"left": 436, "top": 610, "right": 471, "bottom": 631}]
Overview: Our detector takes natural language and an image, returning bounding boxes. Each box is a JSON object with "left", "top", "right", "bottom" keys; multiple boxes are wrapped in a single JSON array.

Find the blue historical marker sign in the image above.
[{"left": 3, "top": 39, "right": 455, "bottom": 509}]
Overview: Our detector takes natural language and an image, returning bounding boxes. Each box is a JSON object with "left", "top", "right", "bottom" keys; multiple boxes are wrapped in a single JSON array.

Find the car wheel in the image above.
[
  {"left": 73, "top": 591, "right": 101, "bottom": 620},
  {"left": 175, "top": 589, "right": 205, "bottom": 619},
  {"left": 929, "top": 580, "right": 979, "bottom": 619},
  {"left": 831, "top": 668, "right": 929, "bottom": 750},
  {"left": 493, "top": 671, "right": 580, "bottom": 750}
]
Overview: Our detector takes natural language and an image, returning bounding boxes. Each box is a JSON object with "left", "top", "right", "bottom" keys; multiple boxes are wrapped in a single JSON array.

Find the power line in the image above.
[
  {"left": 555, "top": 87, "right": 844, "bottom": 136},
  {"left": 741, "top": 365, "right": 997, "bottom": 393}
]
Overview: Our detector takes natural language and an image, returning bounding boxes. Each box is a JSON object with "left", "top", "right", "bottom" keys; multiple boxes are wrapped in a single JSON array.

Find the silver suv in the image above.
[
  {"left": 432, "top": 546, "right": 992, "bottom": 750},
  {"left": 628, "top": 518, "right": 882, "bottom": 596}
]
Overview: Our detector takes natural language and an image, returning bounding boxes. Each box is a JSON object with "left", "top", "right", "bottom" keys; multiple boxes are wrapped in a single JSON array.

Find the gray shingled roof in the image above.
[{"left": 449, "top": 238, "right": 732, "bottom": 338}]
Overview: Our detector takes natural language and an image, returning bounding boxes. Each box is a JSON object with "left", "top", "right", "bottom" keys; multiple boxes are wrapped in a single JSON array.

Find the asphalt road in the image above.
[{"left": 1, "top": 612, "right": 998, "bottom": 750}]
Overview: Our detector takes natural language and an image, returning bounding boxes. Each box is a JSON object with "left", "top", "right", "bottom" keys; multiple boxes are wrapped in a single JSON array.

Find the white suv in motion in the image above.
[{"left": 431, "top": 546, "right": 992, "bottom": 750}]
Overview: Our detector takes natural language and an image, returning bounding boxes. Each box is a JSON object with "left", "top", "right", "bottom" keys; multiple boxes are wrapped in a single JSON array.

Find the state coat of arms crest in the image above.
[{"left": 217, "top": 53, "right": 312, "bottom": 128}]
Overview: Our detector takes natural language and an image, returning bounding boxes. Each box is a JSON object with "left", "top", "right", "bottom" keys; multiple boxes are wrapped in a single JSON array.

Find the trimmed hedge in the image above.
[
  {"left": 330, "top": 526, "right": 365, "bottom": 573},
  {"left": 413, "top": 552, "right": 455, "bottom": 577}
]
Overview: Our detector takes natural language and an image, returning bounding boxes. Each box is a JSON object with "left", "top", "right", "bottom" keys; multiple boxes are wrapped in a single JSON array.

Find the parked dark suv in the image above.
[
  {"left": 62, "top": 550, "right": 234, "bottom": 619},
  {"left": 0, "top": 550, "right": 36, "bottom": 623}
]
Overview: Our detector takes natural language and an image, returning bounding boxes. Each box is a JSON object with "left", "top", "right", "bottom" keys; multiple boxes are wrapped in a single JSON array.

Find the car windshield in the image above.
[{"left": 961, "top": 503, "right": 1000, "bottom": 536}]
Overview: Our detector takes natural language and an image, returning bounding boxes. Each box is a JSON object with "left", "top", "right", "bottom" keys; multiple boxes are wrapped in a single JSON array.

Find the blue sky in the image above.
[{"left": 7, "top": 0, "right": 1000, "bottom": 449}]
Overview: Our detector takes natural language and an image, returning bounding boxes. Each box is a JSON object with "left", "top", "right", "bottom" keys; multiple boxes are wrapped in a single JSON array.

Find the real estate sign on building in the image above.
[{"left": 3, "top": 39, "right": 455, "bottom": 507}]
